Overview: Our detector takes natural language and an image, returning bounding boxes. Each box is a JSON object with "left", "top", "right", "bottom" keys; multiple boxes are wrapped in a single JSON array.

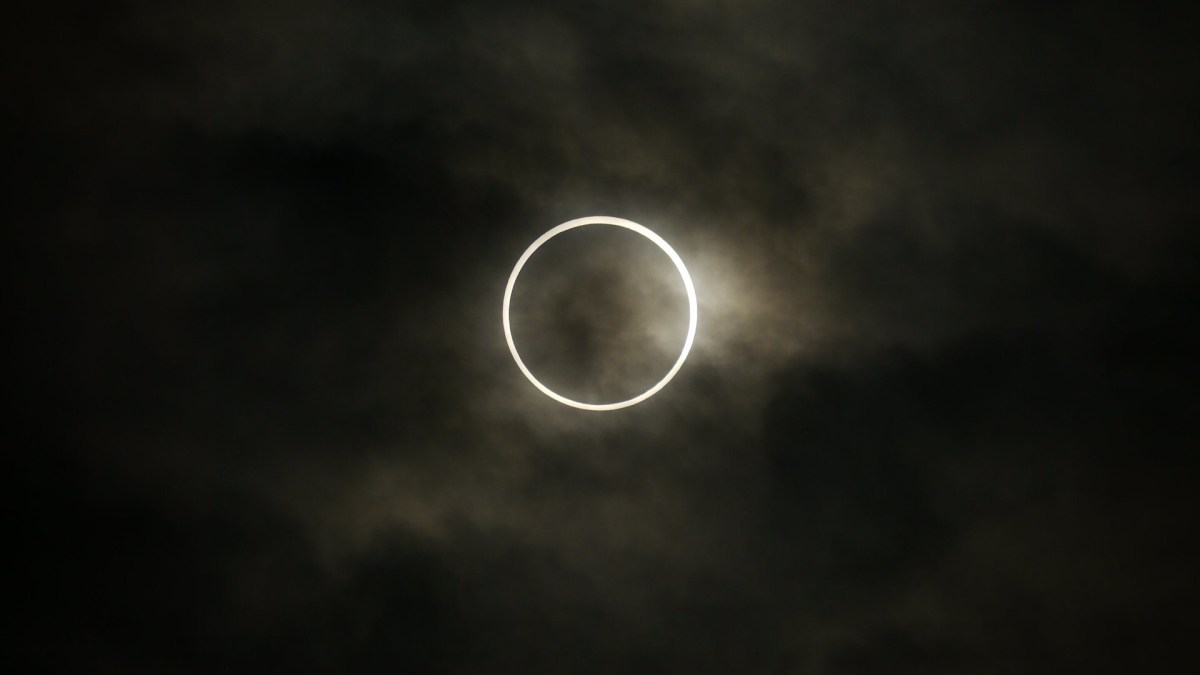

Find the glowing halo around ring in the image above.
[{"left": 502, "top": 216, "right": 698, "bottom": 411}]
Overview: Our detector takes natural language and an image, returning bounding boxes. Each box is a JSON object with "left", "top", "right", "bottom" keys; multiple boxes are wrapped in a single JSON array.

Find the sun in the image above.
[{"left": 503, "top": 216, "right": 698, "bottom": 411}]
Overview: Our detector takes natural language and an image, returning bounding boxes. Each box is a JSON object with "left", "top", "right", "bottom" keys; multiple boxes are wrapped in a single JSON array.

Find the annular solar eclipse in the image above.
[{"left": 503, "top": 216, "right": 698, "bottom": 411}]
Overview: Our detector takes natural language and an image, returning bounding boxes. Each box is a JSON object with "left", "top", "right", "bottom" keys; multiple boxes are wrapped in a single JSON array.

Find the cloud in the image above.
[{"left": 8, "top": 1, "right": 1198, "bottom": 672}]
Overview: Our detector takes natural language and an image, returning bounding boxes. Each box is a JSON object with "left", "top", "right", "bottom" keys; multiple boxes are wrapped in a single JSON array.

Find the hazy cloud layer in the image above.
[{"left": 9, "top": 1, "right": 1198, "bottom": 672}]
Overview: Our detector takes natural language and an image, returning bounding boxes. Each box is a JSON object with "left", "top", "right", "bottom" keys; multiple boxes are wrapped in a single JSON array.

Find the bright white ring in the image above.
[{"left": 503, "top": 216, "right": 698, "bottom": 411}]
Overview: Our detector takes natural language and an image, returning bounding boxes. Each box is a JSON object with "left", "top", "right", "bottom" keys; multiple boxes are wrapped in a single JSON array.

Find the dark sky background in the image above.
[{"left": 7, "top": 1, "right": 1199, "bottom": 672}]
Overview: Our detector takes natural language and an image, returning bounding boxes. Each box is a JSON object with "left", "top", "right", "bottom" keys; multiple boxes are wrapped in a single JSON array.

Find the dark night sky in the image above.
[{"left": 7, "top": 1, "right": 1199, "bottom": 672}]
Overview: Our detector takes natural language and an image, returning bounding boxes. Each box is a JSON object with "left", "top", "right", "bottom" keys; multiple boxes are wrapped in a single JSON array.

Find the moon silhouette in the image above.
[{"left": 503, "top": 216, "right": 698, "bottom": 411}]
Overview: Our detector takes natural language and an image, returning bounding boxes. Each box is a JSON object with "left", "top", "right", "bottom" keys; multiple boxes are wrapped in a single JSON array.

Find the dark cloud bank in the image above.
[{"left": 7, "top": 1, "right": 1199, "bottom": 672}]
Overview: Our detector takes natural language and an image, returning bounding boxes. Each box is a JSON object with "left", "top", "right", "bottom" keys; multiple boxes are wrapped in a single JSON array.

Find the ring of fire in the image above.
[{"left": 502, "top": 216, "right": 698, "bottom": 411}]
